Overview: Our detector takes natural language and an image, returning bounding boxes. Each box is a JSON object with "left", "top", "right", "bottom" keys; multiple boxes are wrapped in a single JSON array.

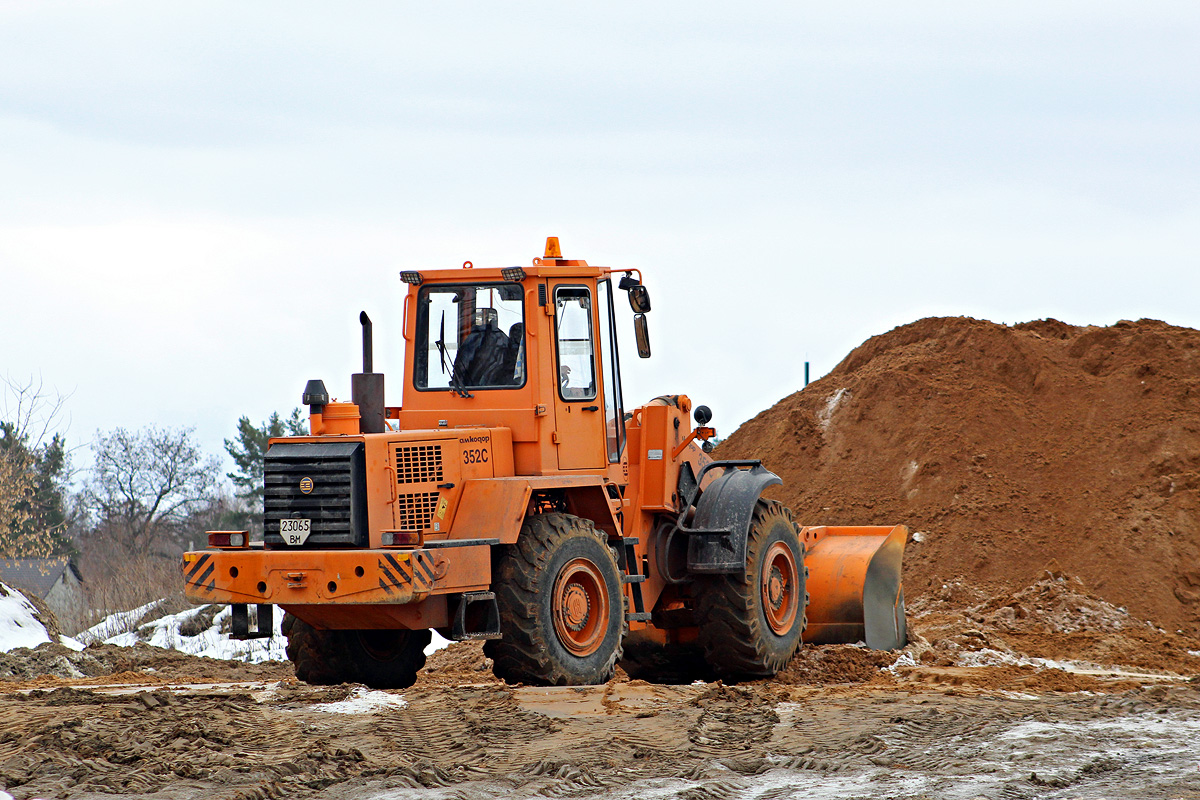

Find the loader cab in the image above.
[{"left": 398, "top": 243, "right": 633, "bottom": 477}]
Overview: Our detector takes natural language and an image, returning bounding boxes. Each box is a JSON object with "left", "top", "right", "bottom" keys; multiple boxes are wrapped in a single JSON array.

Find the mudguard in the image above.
[{"left": 679, "top": 461, "right": 782, "bottom": 574}]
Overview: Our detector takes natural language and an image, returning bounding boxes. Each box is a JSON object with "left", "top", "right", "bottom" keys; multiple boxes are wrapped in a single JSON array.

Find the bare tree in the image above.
[
  {"left": 82, "top": 426, "right": 221, "bottom": 559},
  {"left": 0, "top": 375, "right": 74, "bottom": 557}
]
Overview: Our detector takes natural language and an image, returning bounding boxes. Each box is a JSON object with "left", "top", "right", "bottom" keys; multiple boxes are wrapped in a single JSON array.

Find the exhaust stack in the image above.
[
  {"left": 360, "top": 310, "right": 373, "bottom": 373},
  {"left": 351, "top": 311, "right": 386, "bottom": 434}
]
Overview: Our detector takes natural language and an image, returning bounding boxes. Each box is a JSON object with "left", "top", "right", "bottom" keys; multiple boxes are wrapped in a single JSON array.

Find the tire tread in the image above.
[
  {"left": 484, "top": 513, "right": 625, "bottom": 685},
  {"left": 693, "top": 499, "right": 807, "bottom": 679}
]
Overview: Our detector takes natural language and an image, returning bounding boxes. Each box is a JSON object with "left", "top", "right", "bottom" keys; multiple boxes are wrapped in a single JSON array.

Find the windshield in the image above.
[{"left": 414, "top": 283, "right": 526, "bottom": 391}]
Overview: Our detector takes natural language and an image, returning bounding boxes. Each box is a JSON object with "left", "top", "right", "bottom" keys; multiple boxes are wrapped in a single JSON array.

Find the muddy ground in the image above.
[
  {"left": 4, "top": 669, "right": 1200, "bottom": 800},
  {"left": 4, "top": 571, "right": 1200, "bottom": 800}
]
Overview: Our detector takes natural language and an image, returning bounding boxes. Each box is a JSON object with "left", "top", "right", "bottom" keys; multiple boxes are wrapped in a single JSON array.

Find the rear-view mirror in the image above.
[
  {"left": 634, "top": 313, "right": 651, "bottom": 358},
  {"left": 628, "top": 285, "right": 651, "bottom": 314}
]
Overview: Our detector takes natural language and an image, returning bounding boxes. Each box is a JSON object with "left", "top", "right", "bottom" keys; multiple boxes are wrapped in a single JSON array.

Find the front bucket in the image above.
[{"left": 802, "top": 524, "right": 907, "bottom": 650}]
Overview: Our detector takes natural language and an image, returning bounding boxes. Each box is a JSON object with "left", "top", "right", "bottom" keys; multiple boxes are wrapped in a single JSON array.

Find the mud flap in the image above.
[
  {"left": 678, "top": 461, "right": 782, "bottom": 574},
  {"left": 803, "top": 525, "right": 908, "bottom": 650}
]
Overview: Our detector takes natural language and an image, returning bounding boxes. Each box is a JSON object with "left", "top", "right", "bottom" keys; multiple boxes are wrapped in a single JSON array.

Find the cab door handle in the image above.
[{"left": 582, "top": 405, "right": 599, "bottom": 412}]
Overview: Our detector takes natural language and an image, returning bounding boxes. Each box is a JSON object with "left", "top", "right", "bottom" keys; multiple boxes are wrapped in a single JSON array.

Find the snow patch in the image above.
[
  {"left": 885, "top": 652, "right": 917, "bottom": 674},
  {"left": 109, "top": 604, "right": 288, "bottom": 663},
  {"left": 955, "top": 647, "right": 1093, "bottom": 671},
  {"left": 0, "top": 582, "right": 53, "bottom": 652},
  {"left": 953, "top": 647, "right": 1164, "bottom": 677},
  {"left": 817, "top": 388, "right": 849, "bottom": 431},
  {"left": 77, "top": 598, "right": 166, "bottom": 644},
  {"left": 311, "top": 687, "right": 408, "bottom": 714},
  {"left": 1000, "top": 714, "right": 1200, "bottom": 743},
  {"left": 76, "top": 599, "right": 452, "bottom": 665},
  {"left": 425, "top": 629, "right": 452, "bottom": 656},
  {"left": 956, "top": 647, "right": 1021, "bottom": 668}
]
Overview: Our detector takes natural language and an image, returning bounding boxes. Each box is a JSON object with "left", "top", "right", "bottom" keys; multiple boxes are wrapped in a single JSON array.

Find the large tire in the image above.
[
  {"left": 282, "top": 613, "right": 350, "bottom": 685},
  {"left": 344, "top": 628, "right": 432, "bottom": 689},
  {"left": 282, "top": 613, "right": 431, "bottom": 689},
  {"left": 693, "top": 499, "right": 807, "bottom": 679},
  {"left": 484, "top": 513, "right": 625, "bottom": 685},
  {"left": 619, "top": 633, "right": 715, "bottom": 684}
]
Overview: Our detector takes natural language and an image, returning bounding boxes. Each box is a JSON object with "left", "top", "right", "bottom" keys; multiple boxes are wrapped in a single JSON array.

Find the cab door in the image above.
[{"left": 551, "top": 282, "right": 606, "bottom": 470}]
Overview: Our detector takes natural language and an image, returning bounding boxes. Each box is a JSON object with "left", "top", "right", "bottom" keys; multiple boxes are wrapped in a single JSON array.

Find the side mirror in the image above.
[
  {"left": 628, "top": 285, "right": 651, "bottom": 314},
  {"left": 634, "top": 313, "right": 651, "bottom": 358}
]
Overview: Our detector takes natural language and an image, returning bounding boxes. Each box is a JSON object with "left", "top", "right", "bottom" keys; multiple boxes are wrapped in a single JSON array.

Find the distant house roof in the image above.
[{"left": 0, "top": 556, "right": 82, "bottom": 598}]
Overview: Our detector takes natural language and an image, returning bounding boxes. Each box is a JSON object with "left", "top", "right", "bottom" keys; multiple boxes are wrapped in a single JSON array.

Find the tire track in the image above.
[{"left": 3, "top": 681, "right": 1199, "bottom": 799}]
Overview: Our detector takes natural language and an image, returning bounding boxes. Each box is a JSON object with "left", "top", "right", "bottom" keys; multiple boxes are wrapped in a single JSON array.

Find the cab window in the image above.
[
  {"left": 414, "top": 283, "right": 525, "bottom": 391},
  {"left": 597, "top": 279, "right": 625, "bottom": 461},
  {"left": 554, "top": 286, "right": 597, "bottom": 401}
]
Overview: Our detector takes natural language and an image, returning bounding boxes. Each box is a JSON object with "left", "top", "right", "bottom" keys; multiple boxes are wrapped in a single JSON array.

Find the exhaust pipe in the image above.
[
  {"left": 351, "top": 311, "right": 386, "bottom": 434},
  {"left": 360, "top": 310, "right": 373, "bottom": 373}
]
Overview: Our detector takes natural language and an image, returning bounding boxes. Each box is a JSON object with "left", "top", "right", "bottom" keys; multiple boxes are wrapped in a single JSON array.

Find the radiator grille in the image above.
[
  {"left": 263, "top": 441, "right": 366, "bottom": 547},
  {"left": 396, "top": 492, "right": 439, "bottom": 531},
  {"left": 395, "top": 444, "right": 444, "bottom": 484}
]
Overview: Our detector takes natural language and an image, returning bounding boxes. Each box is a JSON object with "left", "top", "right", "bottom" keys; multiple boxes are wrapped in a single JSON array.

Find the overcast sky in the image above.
[{"left": 2, "top": 2, "right": 1198, "bottom": 477}]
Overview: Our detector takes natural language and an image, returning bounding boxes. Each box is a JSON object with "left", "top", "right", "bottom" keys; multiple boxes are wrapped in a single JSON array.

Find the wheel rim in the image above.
[
  {"left": 552, "top": 557, "right": 610, "bottom": 657},
  {"left": 761, "top": 541, "right": 800, "bottom": 635}
]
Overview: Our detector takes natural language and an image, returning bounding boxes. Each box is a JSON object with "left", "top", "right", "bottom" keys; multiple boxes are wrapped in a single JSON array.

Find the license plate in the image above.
[{"left": 280, "top": 518, "right": 311, "bottom": 546}]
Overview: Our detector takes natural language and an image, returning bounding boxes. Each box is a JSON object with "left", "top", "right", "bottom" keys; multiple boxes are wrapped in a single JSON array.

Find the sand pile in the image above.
[{"left": 717, "top": 317, "right": 1200, "bottom": 634}]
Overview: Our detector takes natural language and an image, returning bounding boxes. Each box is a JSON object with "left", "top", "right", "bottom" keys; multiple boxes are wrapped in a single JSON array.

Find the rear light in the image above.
[
  {"left": 381, "top": 531, "right": 422, "bottom": 547},
  {"left": 209, "top": 531, "right": 250, "bottom": 548}
]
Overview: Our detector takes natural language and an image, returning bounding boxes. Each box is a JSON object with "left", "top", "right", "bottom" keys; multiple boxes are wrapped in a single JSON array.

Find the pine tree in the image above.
[
  {"left": 224, "top": 409, "right": 307, "bottom": 511},
  {"left": 0, "top": 377, "right": 75, "bottom": 558}
]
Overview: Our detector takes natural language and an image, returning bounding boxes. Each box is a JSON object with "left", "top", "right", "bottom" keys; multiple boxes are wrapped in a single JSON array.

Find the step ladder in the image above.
[{"left": 615, "top": 536, "right": 652, "bottom": 623}]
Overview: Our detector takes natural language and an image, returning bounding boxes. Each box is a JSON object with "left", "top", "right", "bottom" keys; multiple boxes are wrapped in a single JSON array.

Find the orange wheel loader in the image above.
[{"left": 182, "top": 238, "right": 907, "bottom": 687}]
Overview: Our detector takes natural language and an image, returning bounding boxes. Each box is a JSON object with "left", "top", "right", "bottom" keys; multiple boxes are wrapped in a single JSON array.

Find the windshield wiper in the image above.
[{"left": 435, "top": 310, "right": 473, "bottom": 398}]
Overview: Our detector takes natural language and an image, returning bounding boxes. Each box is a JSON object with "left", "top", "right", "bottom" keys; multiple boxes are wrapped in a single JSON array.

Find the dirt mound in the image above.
[
  {"left": 0, "top": 641, "right": 293, "bottom": 690},
  {"left": 717, "top": 316, "right": 1200, "bottom": 634},
  {"left": 420, "top": 641, "right": 500, "bottom": 687},
  {"left": 766, "top": 644, "right": 897, "bottom": 686},
  {"left": 966, "top": 560, "right": 1134, "bottom": 634},
  {"left": 909, "top": 566, "right": 1200, "bottom": 675},
  {"left": 0, "top": 643, "right": 109, "bottom": 682}
]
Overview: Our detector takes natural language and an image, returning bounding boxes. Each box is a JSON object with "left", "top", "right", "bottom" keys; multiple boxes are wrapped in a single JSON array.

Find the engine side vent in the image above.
[
  {"left": 395, "top": 444, "right": 444, "bottom": 484},
  {"left": 396, "top": 492, "right": 439, "bottom": 531}
]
